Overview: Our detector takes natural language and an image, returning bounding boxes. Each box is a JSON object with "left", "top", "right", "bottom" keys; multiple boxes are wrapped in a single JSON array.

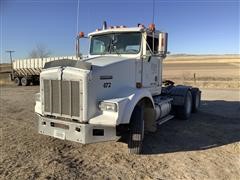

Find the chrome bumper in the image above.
[{"left": 36, "top": 114, "right": 118, "bottom": 144}]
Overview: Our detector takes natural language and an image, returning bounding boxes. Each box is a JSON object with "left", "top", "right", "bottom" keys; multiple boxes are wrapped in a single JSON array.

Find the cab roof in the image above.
[{"left": 88, "top": 27, "right": 160, "bottom": 37}]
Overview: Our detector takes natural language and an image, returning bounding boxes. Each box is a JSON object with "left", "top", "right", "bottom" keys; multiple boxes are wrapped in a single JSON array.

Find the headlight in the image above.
[
  {"left": 99, "top": 102, "right": 117, "bottom": 112},
  {"left": 35, "top": 93, "right": 40, "bottom": 101}
]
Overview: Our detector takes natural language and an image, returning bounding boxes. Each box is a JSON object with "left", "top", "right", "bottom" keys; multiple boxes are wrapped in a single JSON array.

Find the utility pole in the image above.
[{"left": 6, "top": 50, "right": 15, "bottom": 81}]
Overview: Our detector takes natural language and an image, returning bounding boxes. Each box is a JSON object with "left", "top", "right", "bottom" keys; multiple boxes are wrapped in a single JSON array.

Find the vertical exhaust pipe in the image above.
[
  {"left": 76, "top": 36, "right": 80, "bottom": 59},
  {"left": 102, "top": 21, "right": 107, "bottom": 30}
]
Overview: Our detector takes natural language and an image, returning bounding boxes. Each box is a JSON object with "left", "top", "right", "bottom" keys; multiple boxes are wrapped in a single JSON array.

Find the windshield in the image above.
[{"left": 90, "top": 32, "right": 141, "bottom": 55}]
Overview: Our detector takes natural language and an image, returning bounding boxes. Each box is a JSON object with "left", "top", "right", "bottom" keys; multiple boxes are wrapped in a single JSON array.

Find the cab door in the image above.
[{"left": 141, "top": 33, "right": 161, "bottom": 88}]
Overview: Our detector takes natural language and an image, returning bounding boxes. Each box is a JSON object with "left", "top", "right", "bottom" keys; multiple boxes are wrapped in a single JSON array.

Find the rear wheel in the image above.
[
  {"left": 175, "top": 90, "right": 192, "bottom": 120},
  {"left": 21, "top": 77, "right": 30, "bottom": 86},
  {"left": 128, "top": 105, "right": 144, "bottom": 154},
  {"left": 191, "top": 88, "right": 201, "bottom": 113},
  {"left": 15, "top": 77, "right": 21, "bottom": 86}
]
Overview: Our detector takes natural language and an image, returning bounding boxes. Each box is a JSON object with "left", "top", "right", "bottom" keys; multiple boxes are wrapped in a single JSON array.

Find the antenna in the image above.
[
  {"left": 151, "top": 0, "right": 156, "bottom": 54},
  {"left": 76, "top": 0, "right": 80, "bottom": 59},
  {"left": 152, "top": 0, "right": 155, "bottom": 24},
  {"left": 76, "top": 0, "right": 80, "bottom": 35}
]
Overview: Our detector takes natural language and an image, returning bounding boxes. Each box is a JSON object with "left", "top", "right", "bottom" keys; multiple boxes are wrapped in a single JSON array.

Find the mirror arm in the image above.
[
  {"left": 142, "top": 35, "right": 154, "bottom": 55},
  {"left": 76, "top": 36, "right": 89, "bottom": 59}
]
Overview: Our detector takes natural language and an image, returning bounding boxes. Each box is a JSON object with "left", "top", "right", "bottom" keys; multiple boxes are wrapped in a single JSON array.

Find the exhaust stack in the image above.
[{"left": 102, "top": 21, "right": 107, "bottom": 30}]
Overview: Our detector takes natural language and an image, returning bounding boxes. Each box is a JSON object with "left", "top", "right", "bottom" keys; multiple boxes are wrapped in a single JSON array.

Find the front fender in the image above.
[
  {"left": 89, "top": 88, "right": 154, "bottom": 126},
  {"left": 119, "top": 88, "right": 154, "bottom": 125}
]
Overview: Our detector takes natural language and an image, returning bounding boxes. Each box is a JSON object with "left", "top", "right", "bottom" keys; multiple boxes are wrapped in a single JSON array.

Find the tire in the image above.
[
  {"left": 191, "top": 88, "right": 201, "bottom": 113},
  {"left": 128, "top": 105, "right": 144, "bottom": 154},
  {"left": 21, "top": 77, "right": 30, "bottom": 86},
  {"left": 15, "top": 77, "right": 21, "bottom": 86},
  {"left": 175, "top": 90, "right": 192, "bottom": 120}
]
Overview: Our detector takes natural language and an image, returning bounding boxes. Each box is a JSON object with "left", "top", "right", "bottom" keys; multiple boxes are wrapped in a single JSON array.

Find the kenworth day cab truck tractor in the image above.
[{"left": 35, "top": 22, "right": 201, "bottom": 154}]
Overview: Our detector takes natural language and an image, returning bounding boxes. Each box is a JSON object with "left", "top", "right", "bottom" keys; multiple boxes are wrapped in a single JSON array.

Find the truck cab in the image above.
[
  {"left": 87, "top": 25, "right": 165, "bottom": 92},
  {"left": 35, "top": 23, "right": 201, "bottom": 154}
]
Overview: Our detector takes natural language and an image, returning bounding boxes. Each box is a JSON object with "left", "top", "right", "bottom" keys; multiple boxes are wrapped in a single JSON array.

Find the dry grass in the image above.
[
  {"left": 171, "top": 73, "right": 239, "bottom": 89},
  {"left": 163, "top": 55, "right": 240, "bottom": 89},
  {"left": 0, "top": 63, "right": 12, "bottom": 73},
  {"left": 0, "top": 73, "right": 14, "bottom": 86}
]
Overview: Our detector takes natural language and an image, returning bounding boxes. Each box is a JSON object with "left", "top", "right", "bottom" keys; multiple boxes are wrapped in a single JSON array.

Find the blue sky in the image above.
[{"left": 1, "top": 0, "right": 239, "bottom": 63}]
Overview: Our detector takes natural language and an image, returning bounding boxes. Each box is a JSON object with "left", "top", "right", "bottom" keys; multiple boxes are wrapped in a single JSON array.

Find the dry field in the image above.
[
  {"left": 163, "top": 55, "right": 240, "bottom": 89},
  {"left": 0, "top": 63, "right": 12, "bottom": 73},
  {"left": 0, "top": 63, "right": 12, "bottom": 86}
]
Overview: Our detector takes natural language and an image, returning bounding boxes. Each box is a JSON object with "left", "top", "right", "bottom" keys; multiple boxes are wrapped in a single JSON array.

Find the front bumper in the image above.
[{"left": 36, "top": 114, "right": 119, "bottom": 144}]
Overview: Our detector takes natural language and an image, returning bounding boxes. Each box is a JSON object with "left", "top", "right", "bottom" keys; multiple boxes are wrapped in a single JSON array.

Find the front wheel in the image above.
[{"left": 128, "top": 105, "right": 144, "bottom": 154}]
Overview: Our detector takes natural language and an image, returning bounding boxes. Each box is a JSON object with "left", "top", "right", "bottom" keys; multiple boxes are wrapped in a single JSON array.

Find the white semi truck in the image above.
[{"left": 35, "top": 22, "right": 201, "bottom": 154}]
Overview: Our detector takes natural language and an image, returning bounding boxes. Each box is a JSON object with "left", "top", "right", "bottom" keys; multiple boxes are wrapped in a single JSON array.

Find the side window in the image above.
[{"left": 146, "top": 36, "right": 159, "bottom": 54}]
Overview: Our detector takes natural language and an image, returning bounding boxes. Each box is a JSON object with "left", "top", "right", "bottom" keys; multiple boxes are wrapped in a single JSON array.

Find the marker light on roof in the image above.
[
  {"left": 138, "top": 24, "right": 145, "bottom": 29},
  {"left": 79, "top": 32, "right": 84, "bottom": 38},
  {"left": 149, "top": 23, "right": 155, "bottom": 32}
]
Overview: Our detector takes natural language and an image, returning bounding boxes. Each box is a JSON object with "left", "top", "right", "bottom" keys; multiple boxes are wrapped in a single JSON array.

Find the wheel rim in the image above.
[
  {"left": 186, "top": 93, "right": 192, "bottom": 115},
  {"left": 141, "top": 120, "right": 144, "bottom": 139},
  {"left": 21, "top": 78, "right": 27, "bottom": 85},
  {"left": 15, "top": 78, "right": 19, "bottom": 84},
  {"left": 195, "top": 93, "right": 200, "bottom": 109}
]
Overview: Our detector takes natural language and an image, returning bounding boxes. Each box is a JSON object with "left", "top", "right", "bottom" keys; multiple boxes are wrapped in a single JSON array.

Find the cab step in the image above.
[{"left": 157, "top": 115, "right": 174, "bottom": 125}]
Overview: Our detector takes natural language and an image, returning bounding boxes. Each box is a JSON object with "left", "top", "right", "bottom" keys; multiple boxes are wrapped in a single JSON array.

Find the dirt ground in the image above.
[{"left": 0, "top": 85, "right": 239, "bottom": 180}]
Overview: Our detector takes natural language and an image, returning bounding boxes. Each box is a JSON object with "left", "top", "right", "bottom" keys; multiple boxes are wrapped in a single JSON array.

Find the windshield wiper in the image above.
[
  {"left": 113, "top": 46, "right": 121, "bottom": 56},
  {"left": 109, "top": 39, "right": 121, "bottom": 56}
]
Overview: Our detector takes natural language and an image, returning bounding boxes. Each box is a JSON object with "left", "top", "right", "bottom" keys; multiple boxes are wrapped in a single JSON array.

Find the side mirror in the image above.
[
  {"left": 76, "top": 32, "right": 88, "bottom": 59},
  {"left": 158, "top": 32, "right": 168, "bottom": 57}
]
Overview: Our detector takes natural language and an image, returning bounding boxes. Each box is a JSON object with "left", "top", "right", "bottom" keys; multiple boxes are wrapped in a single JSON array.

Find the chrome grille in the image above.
[{"left": 43, "top": 79, "right": 82, "bottom": 120}]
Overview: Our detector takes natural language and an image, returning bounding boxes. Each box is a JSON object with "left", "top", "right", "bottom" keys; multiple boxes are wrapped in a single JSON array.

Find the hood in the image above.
[
  {"left": 43, "top": 56, "right": 133, "bottom": 71},
  {"left": 84, "top": 56, "right": 131, "bottom": 67}
]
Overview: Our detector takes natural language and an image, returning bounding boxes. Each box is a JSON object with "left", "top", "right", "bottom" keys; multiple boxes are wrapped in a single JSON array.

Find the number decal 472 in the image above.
[{"left": 103, "top": 82, "right": 111, "bottom": 88}]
